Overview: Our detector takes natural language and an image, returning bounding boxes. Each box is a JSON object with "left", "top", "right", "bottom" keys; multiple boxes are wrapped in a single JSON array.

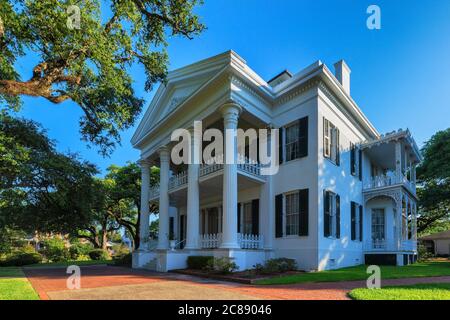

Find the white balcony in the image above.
[
  {"left": 199, "top": 233, "right": 264, "bottom": 249},
  {"left": 364, "top": 171, "right": 415, "bottom": 194},
  {"left": 148, "top": 154, "right": 265, "bottom": 200}
]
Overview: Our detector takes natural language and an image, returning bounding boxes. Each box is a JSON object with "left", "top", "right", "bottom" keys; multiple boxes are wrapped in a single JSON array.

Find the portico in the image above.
[{"left": 133, "top": 100, "right": 272, "bottom": 271}]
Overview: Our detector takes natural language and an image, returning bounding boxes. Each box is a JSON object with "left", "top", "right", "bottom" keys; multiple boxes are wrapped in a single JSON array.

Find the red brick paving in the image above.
[{"left": 22, "top": 266, "right": 450, "bottom": 300}]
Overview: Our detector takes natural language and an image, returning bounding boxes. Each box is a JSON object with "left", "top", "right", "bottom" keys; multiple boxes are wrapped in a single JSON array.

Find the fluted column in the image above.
[
  {"left": 138, "top": 159, "right": 151, "bottom": 250},
  {"left": 157, "top": 147, "right": 170, "bottom": 250},
  {"left": 185, "top": 129, "right": 201, "bottom": 249},
  {"left": 220, "top": 102, "right": 241, "bottom": 249}
]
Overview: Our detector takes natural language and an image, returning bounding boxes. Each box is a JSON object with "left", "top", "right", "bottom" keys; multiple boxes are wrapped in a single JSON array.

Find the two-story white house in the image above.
[{"left": 131, "top": 50, "right": 421, "bottom": 272}]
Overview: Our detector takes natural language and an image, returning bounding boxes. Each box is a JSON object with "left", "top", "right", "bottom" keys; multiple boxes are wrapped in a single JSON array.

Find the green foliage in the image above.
[
  {"left": 349, "top": 283, "right": 450, "bottom": 300},
  {"left": 39, "top": 238, "right": 69, "bottom": 262},
  {"left": 113, "top": 253, "right": 132, "bottom": 267},
  {"left": 254, "top": 258, "right": 298, "bottom": 274},
  {"left": 186, "top": 256, "right": 213, "bottom": 270},
  {"left": 88, "top": 249, "right": 110, "bottom": 260},
  {"left": 417, "top": 244, "right": 434, "bottom": 262},
  {"left": 204, "top": 257, "right": 238, "bottom": 274},
  {"left": 0, "top": 114, "right": 99, "bottom": 237},
  {"left": 0, "top": 0, "right": 205, "bottom": 155},
  {"left": 416, "top": 128, "right": 450, "bottom": 234},
  {"left": 69, "top": 242, "right": 94, "bottom": 260},
  {"left": 0, "top": 252, "right": 43, "bottom": 267}
]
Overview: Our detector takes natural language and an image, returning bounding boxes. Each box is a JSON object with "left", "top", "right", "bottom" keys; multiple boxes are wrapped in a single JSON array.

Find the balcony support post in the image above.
[
  {"left": 185, "top": 128, "right": 201, "bottom": 249},
  {"left": 138, "top": 159, "right": 151, "bottom": 250},
  {"left": 157, "top": 147, "right": 170, "bottom": 250},
  {"left": 220, "top": 101, "right": 241, "bottom": 249}
]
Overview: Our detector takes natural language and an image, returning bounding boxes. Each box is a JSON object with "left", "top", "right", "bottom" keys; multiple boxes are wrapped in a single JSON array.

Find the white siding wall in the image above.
[
  {"left": 316, "top": 89, "right": 368, "bottom": 270},
  {"left": 270, "top": 88, "right": 319, "bottom": 271}
]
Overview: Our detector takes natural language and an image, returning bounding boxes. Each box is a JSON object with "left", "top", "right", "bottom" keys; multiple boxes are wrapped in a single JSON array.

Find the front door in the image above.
[{"left": 371, "top": 208, "right": 385, "bottom": 248}]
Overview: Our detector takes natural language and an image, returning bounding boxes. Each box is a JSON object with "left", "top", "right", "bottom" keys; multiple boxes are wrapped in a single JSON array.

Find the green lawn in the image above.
[
  {"left": 24, "top": 259, "right": 110, "bottom": 268},
  {"left": 349, "top": 283, "right": 450, "bottom": 300},
  {"left": 255, "top": 261, "right": 450, "bottom": 285},
  {"left": 0, "top": 267, "right": 39, "bottom": 300}
]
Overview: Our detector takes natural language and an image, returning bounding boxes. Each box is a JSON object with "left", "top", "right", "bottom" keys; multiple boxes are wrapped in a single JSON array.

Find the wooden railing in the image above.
[{"left": 199, "top": 233, "right": 263, "bottom": 249}]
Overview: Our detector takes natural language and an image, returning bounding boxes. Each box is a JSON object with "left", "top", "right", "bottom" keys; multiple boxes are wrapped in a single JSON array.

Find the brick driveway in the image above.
[{"left": 23, "top": 265, "right": 450, "bottom": 300}]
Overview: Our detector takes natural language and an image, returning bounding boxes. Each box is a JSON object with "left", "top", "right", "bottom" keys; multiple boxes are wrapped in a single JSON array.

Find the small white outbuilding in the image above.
[{"left": 420, "top": 230, "right": 450, "bottom": 256}]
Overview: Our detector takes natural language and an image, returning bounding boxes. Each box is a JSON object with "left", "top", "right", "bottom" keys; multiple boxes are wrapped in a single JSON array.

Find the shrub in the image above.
[
  {"left": 0, "top": 252, "right": 43, "bottom": 266},
  {"left": 69, "top": 243, "right": 93, "bottom": 260},
  {"left": 88, "top": 249, "right": 110, "bottom": 260},
  {"left": 40, "top": 238, "right": 70, "bottom": 262},
  {"left": 187, "top": 256, "right": 214, "bottom": 269},
  {"left": 111, "top": 244, "right": 130, "bottom": 260},
  {"left": 114, "top": 253, "right": 132, "bottom": 267},
  {"left": 418, "top": 244, "right": 434, "bottom": 262},
  {"left": 254, "top": 258, "right": 297, "bottom": 274},
  {"left": 204, "top": 257, "right": 238, "bottom": 274}
]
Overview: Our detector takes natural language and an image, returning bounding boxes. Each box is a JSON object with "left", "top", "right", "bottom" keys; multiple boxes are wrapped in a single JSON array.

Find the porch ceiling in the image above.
[
  {"left": 169, "top": 173, "right": 263, "bottom": 206},
  {"left": 364, "top": 143, "right": 396, "bottom": 170}
]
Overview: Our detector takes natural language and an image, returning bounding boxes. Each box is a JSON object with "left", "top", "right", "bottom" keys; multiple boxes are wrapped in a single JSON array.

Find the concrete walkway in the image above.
[{"left": 23, "top": 265, "right": 450, "bottom": 300}]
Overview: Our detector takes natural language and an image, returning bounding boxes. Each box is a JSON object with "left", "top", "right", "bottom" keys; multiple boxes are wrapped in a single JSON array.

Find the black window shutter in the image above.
[
  {"left": 336, "top": 129, "right": 340, "bottom": 166},
  {"left": 359, "top": 205, "right": 363, "bottom": 241},
  {"left": 278, "top": 128, "right": 283, "bottom": 165},
  {"left": 251, "top": 199, "right": 259, "bottom": 235},
  {"left": 358, "top": 149, "right": 362, "bottom": 181},
  {"left": 323, "top": 190, "right": 330, "bottom": 237},
  {"left": 336, "top": 194, "right": 340, "bottom": 239},
  {"left": 275, "top": 194, "right": 283, "bottom": 238},
  {"left": 350, "top": 143, "right": 356, "bottom": 176},
  {"left": 237, "top": 203, "right": 241, "bottom": 233},
  {"left": 298, "top": 116, "right": 308, "bottom": 158},
  {"left": 298, "top": 189, "right": 309, "bottom": 236},
  {"left": 169, "top": 217, "right": 174, "bottom": 238},
  {"left": 351, "top": 202, "right": 356, "bottom": 240}
]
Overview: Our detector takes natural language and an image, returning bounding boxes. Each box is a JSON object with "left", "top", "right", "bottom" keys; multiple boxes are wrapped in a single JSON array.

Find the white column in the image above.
[
  {"left": 220, "top": 102, "right": 241, "bottom": 249},
  {"left": 157, "top": 147, "right": 170, "bottom": 250},
  {"left": 395, "top": 141, "right": 402, "bottom": 181},
  {"left": 259, "top": 175, "right": 274, "bottom": 249},
  {"left": 185, "top": 129, "right": 201, "bottom": 249},
  {"left": 138, "top": 159, "right": 151, "bottom": 250}
]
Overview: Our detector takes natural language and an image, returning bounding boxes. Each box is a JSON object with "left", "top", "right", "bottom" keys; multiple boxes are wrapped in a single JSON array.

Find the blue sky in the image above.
[{"left": 16, "top": 0, "right": 450, "bottom": 174}]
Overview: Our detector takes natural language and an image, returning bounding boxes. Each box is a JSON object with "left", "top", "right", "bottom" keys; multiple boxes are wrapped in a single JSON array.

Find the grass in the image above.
[
  {"left": 24, "top": 259, "right": 111, "bottom": 268},
  {"left": 349, "top": 283, "right": 450, "bottom": 300},
  {"left": 0, "top": 267, "right": 39, "bottom": 300},
  {"left": 255, "top": 261, "right": 450, "bottom": 285}
]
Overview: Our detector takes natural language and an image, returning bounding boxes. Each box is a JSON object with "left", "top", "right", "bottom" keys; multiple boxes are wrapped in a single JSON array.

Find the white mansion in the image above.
[{"left": 131, "top": 51, "right": 421, "bottom": 272}]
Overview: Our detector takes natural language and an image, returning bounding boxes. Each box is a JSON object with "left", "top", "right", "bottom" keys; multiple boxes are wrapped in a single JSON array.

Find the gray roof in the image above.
[{"left": 420, "top": 230, "right": 450, "bottom": 240}]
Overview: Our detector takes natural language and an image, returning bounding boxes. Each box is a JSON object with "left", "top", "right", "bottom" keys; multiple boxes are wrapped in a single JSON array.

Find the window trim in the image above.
[
  {"left": 325, "top": 190, "right": 339, "bottom": 239},
  {"left": 323, "top": 118, "right": 340, "bottom": 166},
  {"left": 280, "top": 190, "right": 308, "bottom": 238},
  {"left": 284, "top": 122, "right": 301, "bottom": 162}
]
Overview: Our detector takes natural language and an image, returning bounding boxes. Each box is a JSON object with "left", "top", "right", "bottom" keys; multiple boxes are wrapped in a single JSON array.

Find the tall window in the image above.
[
  {"left": 351, "top": 201, "right": 363, "bottom": 241},
  {"left": 281, "top": 117, "right": 308, "bottom": 163},
  {"left": 242, "top": 202, "right": 253, "bottom": 235},
  {"left": 285, "top": 122, "right": 300, "bottom": 161},
  {"left": 285, "top": 192, "right": 300, "bottom": 236},
  {"left": 350, "top": 143, "right": 361, "bottom": 178},
  {"left": 324, "top": 191, "right": 340, "bottom": 238},
  {"left": 323, "top": 118, "right": 340, "bottom": 165}
]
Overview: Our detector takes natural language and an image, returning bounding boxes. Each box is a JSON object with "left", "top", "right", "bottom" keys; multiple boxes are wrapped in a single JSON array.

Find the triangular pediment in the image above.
[{"left": 131, "top": 52, "right": 238, "bottom": 147}]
